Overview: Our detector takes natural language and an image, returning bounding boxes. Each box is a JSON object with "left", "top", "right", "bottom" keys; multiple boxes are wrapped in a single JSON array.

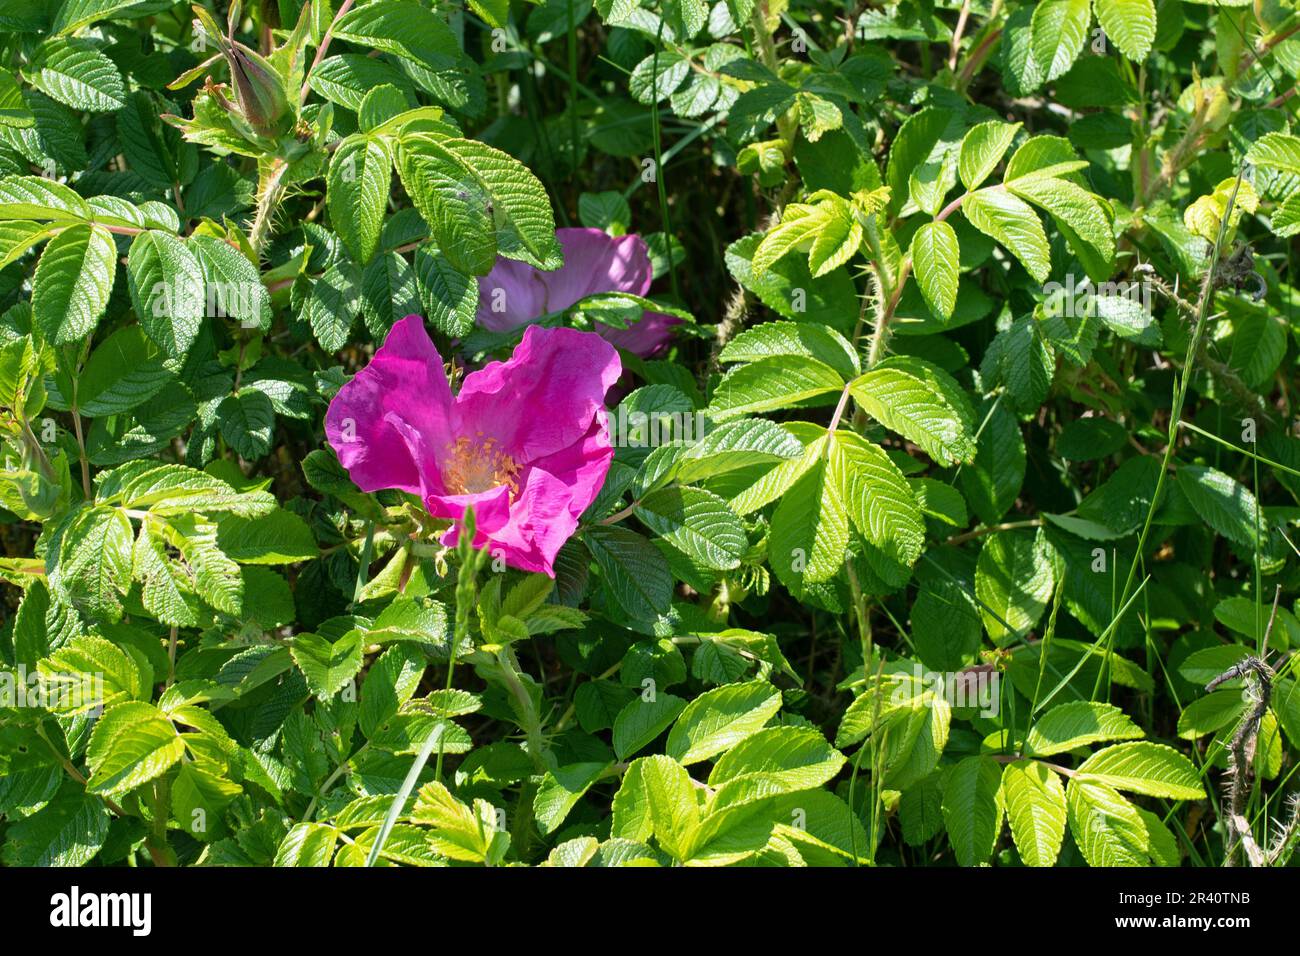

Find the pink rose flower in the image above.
[
  {"left": 326, "top": 315, "right": 621, "bottom": 576},
  {"left": 476, "top": 227, "right": 680, "bottom": 357}
]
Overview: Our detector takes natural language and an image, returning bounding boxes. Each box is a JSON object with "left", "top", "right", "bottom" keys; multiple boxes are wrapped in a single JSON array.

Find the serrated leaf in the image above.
[
  {"left": 849, "top": 358, "right": 976, "bottom": 465},
  {"left": 960, "top": 187, "right": 1051, "bottom": 283},
  {"left": 909, "top": 220, "right": 960, "bottom": 320},
  {"left": 958, "top": 121, "right": 1021, "bottom": 191},
  {"left": 1030, "top": 0, "right": 1091, "bottom": 82},
  {"left": 328, "top": 136, "right": 392, "bottom": 265},
  {"left": 127, "top": 231, "right": 204, "bottom": 360},
  {"left": 53, "top": 505, "right": 133, "bottom": 622},
  {"left": 398, "top": 135, "right": 561, "bottom": 275},
  {"left": 635, "top": 486, "right": 746, "bottom": 571},
  {"left": 613, "top": 693, "right": 687, "bottom": 759},
  {"left": 292, "top": 629, "right": 365, "bottom": 700},
  {"left": 974, "top": 529, "right": 1054, "bottom": 645},
  {"left": 32, "top": 223, "right": 116, "bottom": 345},
  {"left": 1075, "top": 742, "right": 1205, "bottom": 799},
  {"left": 1066, "top": 778, "right": 1148, "bottom": 866},
  {"left": 1001, "top": 760, "right": 1066, "bottom": 867},
  {"left": 302, "top": 261, "right": 362, "bottom": 352},
  {"left": 585, "top": 525, "right": 673, "bottom": 622},
  {"left": 1025, "top": 701, "right": 1145, "bottom": 756},
  {"left": 85, "top": 701, "right": 184, "bottom": 796},
  {"left": 31, "top": 38, "right": 126, "bottom": 112},
  {"left": 941, "top": 755, "right": 1004, "bottom": 866},
  {"left": 414, "top": 244, "right": 477, "bottom": 338},
  {"left": 1094, "top": 0, "right": 1157, "bottom": 62},
  {"left": 709, "top": 355, "right": 844, "bottom": 421},
  {"left": 665, "top": 680, "right": 782, "bottom": 765}
]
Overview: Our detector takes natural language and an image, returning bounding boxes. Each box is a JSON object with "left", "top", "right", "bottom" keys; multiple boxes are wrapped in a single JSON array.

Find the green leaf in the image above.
[
  {"left": 665, "top": 680, "right": 782, "bottom": 765},
  {"left": 629, "top": 51, "right": 690, "bottom": 104},
  {"left": 941, "top": 755, "right": 1004, "bottom": 866},
  {"left": 333, "top": 1, "right": 461, "bottom": 70},
  {"left": 0, "top": 779, "right": 110, "bottom": 866},
  {"left": 709, "top": 355, "right": 844, "bottom": 421},
  {"left": 909, "top": 220, "right": 960, "bottom": 320},
  {"left": 1066, "top": 778, "right": 1149, "bottom": 866},
  {"left": 1175, "top": 465, "right": 1268, "bottom": 553},
  {"left": 886, "top": 107, "right": 954, "bottom": 217},
  {"left": 218, "top": 390, "right": 276, "bottom": 461},
  {"left": 958, "top": 120, "right": 1021, "bottom": 191},
  {"left": 848, "top": 358, "right": 976, "bottom": 465},
  {"left": 292, "top": 629, "right": 365, "bottom": 700},
  {"left": 40, "top": 633, "right": 145, "bottom": 711},
  {"left": 216, "top": 509, "right": 317, "bottom": 564},
  {"left": 30, "top": 38, "right": 126, "bottom": 112},
  {"left": 635, "top": 486, "right": 747, "bottom": 571},
  {"left": 753, "top": 198, "right": 862, "bottom": 278},
  {"left": 831, "top": 431, "right": 925, "bottom": 577},
  {"left": 1001, "top": 759, "right": 1066, "bottom": 867},
  {"left": 132, "top": 520, "right": 198, "bottom": 628},
  {"left": 127, "top": 231, "right": 204, "bottom": 360},
  {"left": 770, "top": 451, "right": 851, "bottom": 589},
  {"left": 585, "top": 525, "right": 673, "bottom": 622},
  {"left": 361, "top": 250, "right": 421, "bottom": 338},
  {"left": 0, "top": 175, "right": 91, "bottom": 220},
  {"left": 1094, "top": 0, "right": 1157, "bottom": 61},
  {"left": 398, "top": 135, "right": 561, "bottom": 275},
  {"left": 616, "top": 755, "right": 700, "bottom": 860},
  {"left": 534, "top": 763, "right": 613, "bottom": 835},
  {"left": 85, "top": 701, "right": 185, "bottom": 797},
  {"left": 302, "top": 261, "right": 362, "bottom": 352},
  {"left": 191, "top": 235, "right": 271, "bottom": 330},
  {"left": 719, "top": 321, "right": 859, "bottom": 379},
  {"left": 613, "top": 692, "right": 687, "bottom": 759},
  {"left": 974, "top": 529, "right": 1054, "bottom": 644},
  {"left": 358, "top": 644, "right": 427, "bottom": 738},
  {"left": 53, "top": 505, "right": 134, "bottom": 622},
  {"left": 958, "top": 399, "right": 1025, "bottom": 525},
  {"left": 1005, "top": 174, "right": 1115, "bottom": 271},
  {"left": 328, "top": 135, "right": 392, "bottom": 265},
  {"left": 1025, "top": 701, "right": 1145, "bottom": 756},
  {"left": 414, "top": 244, "right": 477, "bottom": 338},
  {"left": 1075, "top": 741, "right": 1205, "bottom": 800},
  {"left": 708, "top": 725, "right": 845, "bottom": 791},
  {"left": 960, "top": 187, "right": 1051, "bottom": 282},
  {"left": 274, "top": 823, "right": 340, "bottom": 866},
  {"left": 1030, "top": 0, "right": 1091, "bottom": 82},
  {"left": 980, "top": 314, "right": 1055, "bottom": 414},
  {"left": 32, "top": 224, "right": 116, "bottom": 344},
  {"left": 165, "top": 514, "right": 244, "bottom": 615}
]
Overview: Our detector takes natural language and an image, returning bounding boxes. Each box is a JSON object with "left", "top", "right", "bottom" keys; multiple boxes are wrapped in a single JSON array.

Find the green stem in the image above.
[{"left": 249, "top": 158, "right": 290, "bottom": 257}]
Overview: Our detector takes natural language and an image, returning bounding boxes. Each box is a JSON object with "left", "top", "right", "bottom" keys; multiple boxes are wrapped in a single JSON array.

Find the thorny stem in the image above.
[
  {"left": 1206, "top": 587, "right": 1287, "bottom": 867},
  {"left": 751, "top": 0, "right": 797, "bottom": 151},
  {"left": 249, "top": 158, "right": 290, "bottom": 257}
]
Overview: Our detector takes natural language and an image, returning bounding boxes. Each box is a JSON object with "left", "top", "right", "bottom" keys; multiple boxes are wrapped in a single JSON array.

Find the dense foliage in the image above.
[{"left": 1, "top": 0, "right": 1299, "bottom": 869}]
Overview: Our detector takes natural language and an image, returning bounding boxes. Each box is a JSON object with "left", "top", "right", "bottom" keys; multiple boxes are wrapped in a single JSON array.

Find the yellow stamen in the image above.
[{"left": 442, "top": 435, "right": 521, "bottom": 496}]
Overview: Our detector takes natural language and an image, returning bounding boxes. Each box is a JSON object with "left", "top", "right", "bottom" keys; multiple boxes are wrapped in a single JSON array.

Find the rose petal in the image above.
[
  {"left": 325, "top": 315, "right": 453, "bottom": 496},
  {"left": 597, "top": 309, "right": 682, "bottom": 357},
  {"left": 453, "top": 324, "right": 621, "bottom": 465},
  {"left": 475, "top": 228, "right": 653, "bottom": 331}
]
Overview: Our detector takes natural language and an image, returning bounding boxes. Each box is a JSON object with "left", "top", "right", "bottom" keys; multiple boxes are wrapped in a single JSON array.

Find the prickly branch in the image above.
[{"left": 1205, "top": 586, "right": 1290, "bottom": 866}]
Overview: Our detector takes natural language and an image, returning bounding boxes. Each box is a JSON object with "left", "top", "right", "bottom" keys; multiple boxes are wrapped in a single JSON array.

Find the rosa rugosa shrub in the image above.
[{"left": 0, "top": 0, "right": 1298, "bottom": 871}]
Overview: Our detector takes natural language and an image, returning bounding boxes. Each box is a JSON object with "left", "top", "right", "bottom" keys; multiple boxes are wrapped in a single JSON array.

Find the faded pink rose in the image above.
[
  {"left": 326, "top": 315, "right": 621, "bottom": 576},
  {"left": 475, "top": 227, "right": 680, "bottom": 356}
]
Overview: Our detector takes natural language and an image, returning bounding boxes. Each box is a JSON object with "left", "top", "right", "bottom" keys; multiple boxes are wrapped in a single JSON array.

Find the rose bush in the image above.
[{"left": 0, "top": 0, "right": 1298, "bottom": 870}]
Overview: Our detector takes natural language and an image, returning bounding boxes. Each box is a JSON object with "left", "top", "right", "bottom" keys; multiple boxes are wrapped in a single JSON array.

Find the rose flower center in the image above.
[{"left": 443, "top": 434, "right": 521, "bottom": 496}]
